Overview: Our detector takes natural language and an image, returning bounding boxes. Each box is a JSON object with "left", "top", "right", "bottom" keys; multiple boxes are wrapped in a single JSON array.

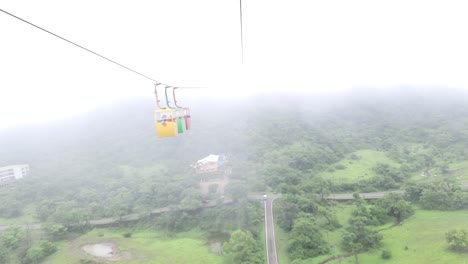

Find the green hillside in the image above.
[
  {"left": 320, "top": 150, "right": 399, "bottom": 183},
  {"left": 2, "top": 90, "right": 468, "bottom": 263}
]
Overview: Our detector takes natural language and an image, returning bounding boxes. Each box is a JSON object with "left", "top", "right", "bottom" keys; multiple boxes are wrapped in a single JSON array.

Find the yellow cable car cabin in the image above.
[{"left": 155, "top": 109, "right": 178, "bottom": 138}]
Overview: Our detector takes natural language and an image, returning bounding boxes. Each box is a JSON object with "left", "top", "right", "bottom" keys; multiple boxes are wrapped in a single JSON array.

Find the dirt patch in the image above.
[
  {"left": 82, "top": 243, "right": 115, "bottom": 258},
  {"left": 69, "top": 239, "right": 132, "bottom": 262}
]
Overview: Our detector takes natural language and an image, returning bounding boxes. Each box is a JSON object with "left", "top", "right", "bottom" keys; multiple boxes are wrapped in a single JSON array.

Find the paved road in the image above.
[
  {"left": 263, "top": 195, "right": 281, "bottom": 264},
  {"left": 328, "top": 182, "right": 468, "bottom": 200},
  {"left": 327, "top": 190, "right": 405, "bottom": 200}
]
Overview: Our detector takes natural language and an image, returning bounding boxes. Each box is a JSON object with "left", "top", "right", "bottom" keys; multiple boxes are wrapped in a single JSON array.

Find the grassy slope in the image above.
[
  {"left": 333, "top": 210, "right": 468, "bottom": 264},
  {"left": 319, "top": 150, "right": 399, "bottom": 183},
  {"left": 44, "top": 228, "right": 222, "bottom": 264},
  {"left": 275, "top": 201, "right": 468, "bottom": 264},
  {"left": 448, "top": 160, "right": 468, "bottom": 182}
]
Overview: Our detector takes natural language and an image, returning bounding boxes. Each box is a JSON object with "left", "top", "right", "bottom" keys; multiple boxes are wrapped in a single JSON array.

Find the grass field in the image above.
[
  {"left": 275, "top": 201, "right": 468, "bottom": 264},
  {"left": 44, "top": 228, "right": 222, "bottom": 264},
  {"left": 319, "top": 150, "right": 399, "bottom": 183},
  {"left": 332, "top": 210, "right": 468, "bottom": 264}
]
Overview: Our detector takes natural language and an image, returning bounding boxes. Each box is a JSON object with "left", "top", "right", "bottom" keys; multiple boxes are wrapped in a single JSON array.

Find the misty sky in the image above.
[{"left": 1, "top": 0, "right": 468, "bottom": 128}]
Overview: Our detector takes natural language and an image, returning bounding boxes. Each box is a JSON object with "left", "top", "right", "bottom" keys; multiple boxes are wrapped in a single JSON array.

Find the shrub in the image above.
[
  {"left": 23, "top": 240, "right": 57, "bottom": 264},
  {"left": 381, "top": 249, "right": 392, "bottom": 259},
  {"left": 335, "top": 164, "right": 347, "bottom": 170}
]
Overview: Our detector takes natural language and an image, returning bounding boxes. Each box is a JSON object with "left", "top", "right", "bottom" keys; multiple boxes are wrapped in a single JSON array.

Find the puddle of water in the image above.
[
  {"left": 82, "top": 243, "right": 115, "bottom": 258},
  {"left": 211, "top": 242, "right": 222, "bottom": 255},
  {"left": 208, "top": 231, "right": 229, "bottom": 256}
]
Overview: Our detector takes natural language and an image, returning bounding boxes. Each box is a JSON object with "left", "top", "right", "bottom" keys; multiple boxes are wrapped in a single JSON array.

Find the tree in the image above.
[
  {"left": 179, "top": 189, "right": 203, "bottom": 211},
  {"left": 0, "top": 193, "right": 23, "bottom": 218},
  {"left": 276, "top": 198, "right": 300, "bottom": 232},
  {"left": 108, "top": 187, "right": 133, "bottom": 220},
  {"left": 317, "top": 206, "right": 341, "bottom": 231},
  {"left": 377, "top": 194, "right": 414, "bottom": 225},
  {"left": 235, "top": 200, "right": 263, "bottom": 236},
  {"left": 23, "top": 240, "right": 57, "bottom": 264},
  {"left": 404, "top": 183, "right": 426, "bottom": 202},
  {"left": 342, "top": 216, "right": 382, "bottom": 264},
  {"left": 0, "top": 226, "right": 25, "bottom": 249},
  {"left": 222, "top": 230, "right": 263, "bottom": 264},
  {"left": 420, "top": 189, "right": 453, "bottom": 210},
  {"left": 47, "top": 201, "right": 90, "bottom": 232},
  {"left": 0, "top": 246, "right": 9, "bottom": 264},
  {"left": 287, "top": 213, "right": 329, "bottom": 260},
  {"left": 418, "top": 179, "right": 468, "bottom": 210},
  {"left": 304, "top": 177, "right": 334, "bottom": 203},
  {"left": 349, "top": 195, "right": 388, "bottom": 226},
  {"left": 446, "top": 229, "right": 468, "bottom": 251},
  {"left": 225, "top": 181, "right": 248, "bottom": 202},
  {"left": 342, "top": 231, "right": 365, "bottom": 264},
  {"left": 43, "top": 223, "right": 68, "bottom": 240}
]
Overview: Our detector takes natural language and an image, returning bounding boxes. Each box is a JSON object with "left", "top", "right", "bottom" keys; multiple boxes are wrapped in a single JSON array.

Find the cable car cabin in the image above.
[
  {"left": 175, "top": 108, "right": 186, "bottom": 133},
  {"left": 183, "top": 108, "right": 191, "bottom": 130},
  {"left": 155, "top": 109, "right": 178, "bottom": 138}
]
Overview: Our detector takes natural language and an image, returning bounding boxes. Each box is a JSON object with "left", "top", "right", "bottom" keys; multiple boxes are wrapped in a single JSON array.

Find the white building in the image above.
[
  {"left": 0, "top": 164, "right": 29, "bottom": 186},
  {"left": 193, "top": 154, "right": 225, "bottom": 174}
]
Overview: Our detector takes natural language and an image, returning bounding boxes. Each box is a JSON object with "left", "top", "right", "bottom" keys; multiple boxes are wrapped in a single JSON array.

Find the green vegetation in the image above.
[
  {"left": 0, "top": 206, "right": 35, "bottom": 225},
  {"left": 287, "top": 213, "right": 330, "bottom": 259},
  {"left": 45, "top": 228, "right": 222, "bottom": 264},
  {"left": 446, "top": 229, "right": 468, "bottom": 252},
  {"left": 274, "top": 221, "right": 292, "bottom": 264},
  {"left": 222, "top": 229, "right": 263, "bottom": 263},
  {"left": 277, "top": 203, "right": 356, "bottom": 264},
  {"left": 354, "top": 210, "right": 468, "bottom": 264},
  {"left": 24, "top": 240, "right": 57, "bottom": 264},
  {"left": 320, "top": 150, "right": 399, "bottom": 183},
  {"left": 448, "top": 161, "right": 468, "bottom": 181},
  {"left": 2, "top": 89, "right": 468, "bottom": 263}
]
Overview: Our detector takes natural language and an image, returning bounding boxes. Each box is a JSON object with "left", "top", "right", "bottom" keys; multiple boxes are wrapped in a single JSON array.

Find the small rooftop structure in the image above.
[{"left": 193, "top": 154, "right": 225, "bottom": 174}]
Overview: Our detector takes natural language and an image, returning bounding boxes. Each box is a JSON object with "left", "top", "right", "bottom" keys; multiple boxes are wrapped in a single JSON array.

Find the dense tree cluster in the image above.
[
  {"left": 406, "top": 180, "right": 468, "bottom": 210},
  {"left": 222, "top": 229, "right": 264, "bottom": 264},
  {"left": 287, "top": 213, "right": 330, "bottom": 260},
  {"left": 0, "top": 226, "right": 56, "bottom": 264}
]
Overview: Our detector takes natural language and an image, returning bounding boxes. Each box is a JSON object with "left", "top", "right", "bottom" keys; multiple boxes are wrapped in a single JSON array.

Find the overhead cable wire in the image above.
[
  {"left": 0, "top": 8, "right": 204, "bottom": 88},
  {"left": 240, "top": 0, "right": 244, "bottom": 64}
]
